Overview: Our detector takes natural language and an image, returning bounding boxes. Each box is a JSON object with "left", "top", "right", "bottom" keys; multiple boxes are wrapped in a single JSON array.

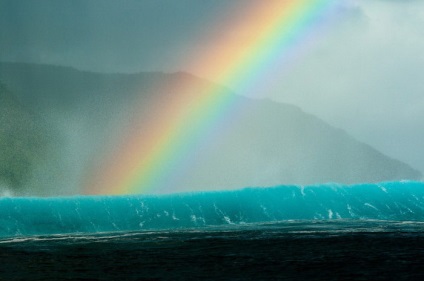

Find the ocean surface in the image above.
[{"left": 1, "top": 181, "right": 424, "bottom": 280}]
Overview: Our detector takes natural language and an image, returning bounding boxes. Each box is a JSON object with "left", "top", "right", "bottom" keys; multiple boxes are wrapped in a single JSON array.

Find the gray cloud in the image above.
[{"left": 0, "top": 0, "right": 235, "bottom": 72}]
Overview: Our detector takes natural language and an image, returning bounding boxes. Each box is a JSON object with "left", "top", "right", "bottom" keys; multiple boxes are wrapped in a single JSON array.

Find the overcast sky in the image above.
[{"left": 0, "top": 0, "right": 423, "bottom": 174}]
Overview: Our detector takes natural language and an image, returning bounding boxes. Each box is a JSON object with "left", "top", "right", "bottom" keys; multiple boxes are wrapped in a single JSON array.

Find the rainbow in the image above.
[{"left": 84, "top": 0, "right": 340, "bottom": 195}]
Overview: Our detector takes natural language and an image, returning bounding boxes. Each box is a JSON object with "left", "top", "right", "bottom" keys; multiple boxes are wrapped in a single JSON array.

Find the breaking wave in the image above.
[{"left": 1, "top": 181, "right": 424, "bottom": 238}]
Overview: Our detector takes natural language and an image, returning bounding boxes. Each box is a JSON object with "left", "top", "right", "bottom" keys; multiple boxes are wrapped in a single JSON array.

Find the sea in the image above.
[{"left": 1, "top": 181, "right": 424, "bottom": 280}]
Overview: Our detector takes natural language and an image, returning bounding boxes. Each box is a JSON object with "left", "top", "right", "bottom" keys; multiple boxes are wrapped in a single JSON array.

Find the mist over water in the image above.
[
  {"left": 0, "top": 63, "right": 421, "bottom": 196},
  {"left": 0, "top": 1, "right": 423, "bottom": 196}
]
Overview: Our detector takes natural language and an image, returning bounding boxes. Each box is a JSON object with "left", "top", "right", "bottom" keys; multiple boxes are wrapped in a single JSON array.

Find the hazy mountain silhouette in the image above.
[{"left": 0, "top": 62, "right": 421, "bottom": 195}]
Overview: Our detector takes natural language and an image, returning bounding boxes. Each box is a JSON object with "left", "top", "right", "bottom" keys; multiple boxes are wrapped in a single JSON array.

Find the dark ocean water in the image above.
[{"left": 1, "top": 220, "right": 424, "bottom": 280}]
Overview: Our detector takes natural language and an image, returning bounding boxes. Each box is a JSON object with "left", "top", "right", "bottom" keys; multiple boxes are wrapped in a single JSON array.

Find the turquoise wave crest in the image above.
[{"left": 1, "top": 181, "right": 424, "bottom": 238}]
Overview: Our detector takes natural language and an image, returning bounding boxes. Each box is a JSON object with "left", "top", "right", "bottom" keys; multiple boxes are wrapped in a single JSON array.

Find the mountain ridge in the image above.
[{"left": 0, "top": 62, "right": 421, "bottom": 195}]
